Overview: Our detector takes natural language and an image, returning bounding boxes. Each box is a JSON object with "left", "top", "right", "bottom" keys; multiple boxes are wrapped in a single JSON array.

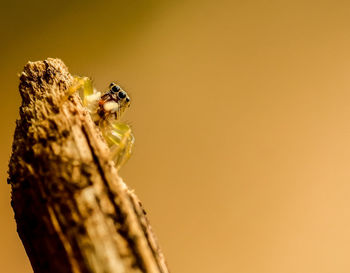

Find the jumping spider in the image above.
[{"left": 68, "top": 76, "right": 134, "bottom": 170}]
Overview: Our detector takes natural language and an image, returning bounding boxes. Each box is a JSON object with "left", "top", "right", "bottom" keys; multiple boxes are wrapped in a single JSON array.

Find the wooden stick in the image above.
[{"left": 8, "top": 58, "right": 169, "bottom": 273}]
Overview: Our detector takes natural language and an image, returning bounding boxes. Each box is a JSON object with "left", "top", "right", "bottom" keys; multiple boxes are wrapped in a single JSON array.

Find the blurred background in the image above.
[{"left": 2, "top": 0, "right": 350, "bottom": 272}]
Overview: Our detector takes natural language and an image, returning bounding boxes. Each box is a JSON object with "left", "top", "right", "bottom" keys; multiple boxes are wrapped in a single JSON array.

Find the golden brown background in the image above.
[{"left": 1, "top": 0, "right": 350, "bottom": 272}]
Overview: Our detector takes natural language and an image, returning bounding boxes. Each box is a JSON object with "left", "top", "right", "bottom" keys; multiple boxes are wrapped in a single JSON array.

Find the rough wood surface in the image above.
[{"left": 8, "top": 58, "right": 169, "bottom": 273}]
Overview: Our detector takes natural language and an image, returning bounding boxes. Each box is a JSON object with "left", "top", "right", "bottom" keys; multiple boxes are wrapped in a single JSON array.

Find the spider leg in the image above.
[
  {"left": 100, "top": 120, "right": 134, "bottom": 170},
  {"left": 67, "top": 76, "right": 94, "bottom": 106}
]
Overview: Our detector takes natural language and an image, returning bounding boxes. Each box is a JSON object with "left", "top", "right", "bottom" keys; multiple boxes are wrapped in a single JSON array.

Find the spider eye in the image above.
[
  {"left": 109, "top": 82, "right": 115, "bottom": 88},
  {"left": 111, "top": 85, "right": 121, "bottom": 93},
  {"left": 118, "top": 91, "right": 126, "bottom": 99},
  {"left": 126, "top": 97, "right": 130, "bottom": 103}
]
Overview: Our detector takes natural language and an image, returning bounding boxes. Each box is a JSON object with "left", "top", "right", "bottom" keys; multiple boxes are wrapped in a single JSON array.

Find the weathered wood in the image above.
[{"left": 8, "top": 58, "right": 169, "bottom": 273}]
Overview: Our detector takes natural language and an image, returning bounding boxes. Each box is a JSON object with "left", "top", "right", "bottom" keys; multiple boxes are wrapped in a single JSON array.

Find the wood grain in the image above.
[{"left": 8, "top": 58, "right": 169, "bottom": 273}]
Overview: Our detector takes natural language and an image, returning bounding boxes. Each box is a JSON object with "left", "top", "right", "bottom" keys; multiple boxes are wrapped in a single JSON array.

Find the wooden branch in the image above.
[{"left": 8, "top": 58, "right": 169, "bottom": 273}]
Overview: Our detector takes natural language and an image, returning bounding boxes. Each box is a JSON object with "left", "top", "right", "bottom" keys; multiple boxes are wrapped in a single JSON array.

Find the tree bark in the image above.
[{"left": 8, "top": 58, "right": 169, "bottom": 273}]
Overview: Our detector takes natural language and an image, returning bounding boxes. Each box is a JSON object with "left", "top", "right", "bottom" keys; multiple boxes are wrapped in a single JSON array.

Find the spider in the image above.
[{"left": 68, "top": 76, "right": 134, "bottom": 170}]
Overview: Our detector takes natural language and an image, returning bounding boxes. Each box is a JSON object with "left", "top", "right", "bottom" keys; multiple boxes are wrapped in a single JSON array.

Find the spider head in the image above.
[
  {"left": 109, "top": 82, "right": 131, "bottom": 107},
  {"left": 98, "top": 83, "right": 131, "bottom": 120}
]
